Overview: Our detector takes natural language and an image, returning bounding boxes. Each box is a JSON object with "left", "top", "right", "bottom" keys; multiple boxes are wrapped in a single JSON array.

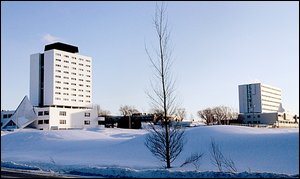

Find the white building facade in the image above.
[
  {"left": 33, "top": 107, "right": 98, "bottom": 130},
  {"left": 29, "top": 42, "right": 98, "bottom": 130},
  {"left": 238, "top": 82, "right": 298, "bottom": 127},
  {"left": 238, "top": 83, "right": 282, "bottom": 114}
]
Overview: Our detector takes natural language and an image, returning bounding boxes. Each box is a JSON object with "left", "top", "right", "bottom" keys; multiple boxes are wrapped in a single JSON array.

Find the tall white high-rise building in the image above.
[
  {"left": 238, "top": 83, "right": 282, "bottom": 114},
  {"left": 29, "top": 42, "right": 98, "bottom": 130},
  {"left": 30, "top": 43, "right": 92, "bottom": 108}
]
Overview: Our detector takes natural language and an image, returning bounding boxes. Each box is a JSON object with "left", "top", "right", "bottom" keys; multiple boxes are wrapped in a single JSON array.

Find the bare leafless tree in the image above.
[
  {"left": 144, "top": 2, "right": 184, "bottom": 168},
  {"left": 225, "top": 107, "right": 238, "bottom": 125},
  {"left": 213, "top": 106, "right": 228, "bottom": 125},
  {"left": 96, "top": 105, "right": 111, "bottom": 117},
  {"left": 212, "top": 106, "right": 238, "bottom": 125},
  {"left": 210, "top": 138, "right": 237, "bottom": 173},
  {"left": 197, "top": 108, "right": 215, "bottom": 125},
  {"left": 176, "top": 108, "right": 186, "bottom": 121},
  {"left": 119, "top": 105, "right": 139, "bottom": 116},
  {"left": 198, "top": 106, "right": 238, "bottom": 125}
]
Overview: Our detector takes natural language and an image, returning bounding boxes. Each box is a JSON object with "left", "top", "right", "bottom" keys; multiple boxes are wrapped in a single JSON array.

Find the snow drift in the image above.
[{"left": 1, "top": 125, "right": 299, "bottom": 177}]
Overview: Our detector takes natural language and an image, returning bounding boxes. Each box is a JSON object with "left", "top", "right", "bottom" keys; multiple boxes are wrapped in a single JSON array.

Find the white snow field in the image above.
[{"left": 1, "top": 125, "right": 299, "bottom": 178}]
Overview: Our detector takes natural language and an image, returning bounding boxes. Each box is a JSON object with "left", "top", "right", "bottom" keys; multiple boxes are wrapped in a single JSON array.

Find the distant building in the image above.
[
  {"left": 2, "top": 42, "right": 99, "bottom": 130},
  {"left": 241, "top": 111, "right": 298, "bottom": 127},
  {"left": 238, "top": 82, "right": 298, "bottom": 127},
  {"left": 239, "top": 83, "right": 282, "bottom": 114}
]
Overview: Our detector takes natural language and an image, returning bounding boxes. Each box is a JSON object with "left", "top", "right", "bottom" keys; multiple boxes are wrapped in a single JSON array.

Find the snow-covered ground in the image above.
[{"left": 1, "top": 125, "right": 299, "bottom": 178}]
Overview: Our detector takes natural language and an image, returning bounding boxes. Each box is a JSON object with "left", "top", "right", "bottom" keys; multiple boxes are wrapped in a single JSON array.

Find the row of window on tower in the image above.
[
  {"left": 55, "top": 64, "right": 91, "bottom": 73},
  {"left": 55, "top": 86, "right": 90, "bottom": 93},
  {"left": 54, "top": 92, "right": 90, "bottom": 98},
  {"left": 55, "top": 53, "right": 91, "bottom": 63},
  {"left": 55, "top": 69, "right": 91, "bottom": 76},
  {"left": 55, "top": 75, "right": 91, "bottom": 81},
  {"left": 55, "top": 58, "right": 90, "bottom": 66},
  {"left": 54, "top": 81, "right": 91, "bottom": 87},
  {"left": 54, "top": 98, "right": 91, "bottom": 103},
  {"left": 261, "top": 94, "right": 281, "bottom": 101}
]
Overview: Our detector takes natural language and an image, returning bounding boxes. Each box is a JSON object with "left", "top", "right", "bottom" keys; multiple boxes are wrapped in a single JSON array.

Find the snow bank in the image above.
[
  {"left": 1, "top": 161, "right": 298, "bottom": 178},
  {"left": 1, "top": 125, "right": 299, "bottom": 177}
]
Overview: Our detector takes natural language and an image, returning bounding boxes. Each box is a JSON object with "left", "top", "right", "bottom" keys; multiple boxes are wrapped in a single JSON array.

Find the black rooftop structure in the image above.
[{"left": 44, "top": 42, "right": 79, "bottom": 53}]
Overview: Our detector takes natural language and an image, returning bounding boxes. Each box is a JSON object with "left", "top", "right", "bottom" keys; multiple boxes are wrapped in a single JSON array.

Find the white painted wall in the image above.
[
  {"left": 260, "top": 83, "right": 282, "bottom": 113},
  {"left": 33, "top": 107, "right": 50, "bottom": 130},
  {"left": 42, "top": 49, "right": 92, "bottom": 107},
  {"left": 34, "top": 106, "right": 99, "bottom": 130}
]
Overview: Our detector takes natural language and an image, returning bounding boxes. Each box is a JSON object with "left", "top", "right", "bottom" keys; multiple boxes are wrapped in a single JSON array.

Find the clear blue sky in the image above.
[{"left": 1, "top": 1, "right": 299, "bottom": 118}]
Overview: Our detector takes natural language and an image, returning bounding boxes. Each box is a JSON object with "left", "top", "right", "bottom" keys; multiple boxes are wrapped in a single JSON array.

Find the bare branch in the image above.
[
  {"left": 209, "top": 138, "right": 237, "bottom": 173},
  {"left": 210, "top": 138, "right": 224, "bottom": 172},
  {"left": 145, "top": 124, "right": 185, "bottom": 164},
  {"left": 180, "top": 152, "right": 205, "bottom": 171}
]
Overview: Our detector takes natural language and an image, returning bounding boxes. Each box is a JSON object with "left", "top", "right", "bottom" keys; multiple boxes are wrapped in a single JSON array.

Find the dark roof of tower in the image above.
[{"left": 44, "top": 42, "right": 79, "bottom": 53}]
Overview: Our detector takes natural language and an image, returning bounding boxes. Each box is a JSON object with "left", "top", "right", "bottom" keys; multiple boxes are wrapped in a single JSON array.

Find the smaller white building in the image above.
[
  {"left": 241, "top": 112, "right": 299, "bottom": 127},
  {"left": 34, "top": 106, "right": 99, "bottom": 130},
  {"left": 1, "top": 96, "right": 101, "bottom": 130}
]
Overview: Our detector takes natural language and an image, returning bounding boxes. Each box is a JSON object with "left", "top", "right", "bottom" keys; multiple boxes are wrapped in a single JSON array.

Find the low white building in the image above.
[
  {"left": 241, "top": 111, "right": 298, "bottom": 127},
  {"left": 34, "top": 106, "right": 99, "bottom": 130}
]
